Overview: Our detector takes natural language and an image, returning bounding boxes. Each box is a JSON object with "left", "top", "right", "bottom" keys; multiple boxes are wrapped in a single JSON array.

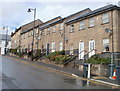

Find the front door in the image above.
[
  {"left": 46, "top": 44, "right": 49, "bottom": 55},
  {"left": 79, "top": 42, "right": 84, "bottom": 59},
  {"left": 89, "top": 40, "right": 95, "bottom": 57}
]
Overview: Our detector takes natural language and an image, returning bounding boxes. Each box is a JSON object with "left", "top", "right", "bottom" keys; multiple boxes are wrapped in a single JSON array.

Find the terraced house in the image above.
[
  {"left": 11, "top": 4, "right": 120, "bottom": 65},
  {"left": 11, "top": 19, "right": 43, "bottom": 52}
]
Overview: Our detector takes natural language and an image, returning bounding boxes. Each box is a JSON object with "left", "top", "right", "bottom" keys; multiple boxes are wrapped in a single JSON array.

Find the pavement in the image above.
[{"left": 3, "top": 55, "right": 120, "bottom": 88}]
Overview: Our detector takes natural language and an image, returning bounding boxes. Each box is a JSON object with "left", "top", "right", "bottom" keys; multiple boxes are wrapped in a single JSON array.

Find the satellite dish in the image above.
[{"left": 105, "top": 28, "right": 112, "bottom": 33}]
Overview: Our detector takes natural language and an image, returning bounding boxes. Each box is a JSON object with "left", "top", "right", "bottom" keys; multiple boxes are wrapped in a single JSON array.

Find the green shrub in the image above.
[
  {"left": 84, "top": 55, "right": 111, "bottom": 64},
  {"left": 58, "top": 50, "right": 65, "bottom": 55},
  {"left": 10, "top": 49, "right": 17, "bottom": 54},
  {"left": 46, "top": 51, "right": 61, "bottom": 61},
  {"left": 55, "top": 55, "right": 71, "bottom": 64},
  {"left": 46, "top": 50, "right": 70, "bottom": 64}
]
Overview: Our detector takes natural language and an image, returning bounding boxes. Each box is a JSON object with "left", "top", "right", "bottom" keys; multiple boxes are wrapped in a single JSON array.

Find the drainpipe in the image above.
[
  {"left": 63, "top": 20, "right": 66, "bottom": 55},
  {"left": 111, "top": 10, "right": 114, "bottom": 65}
]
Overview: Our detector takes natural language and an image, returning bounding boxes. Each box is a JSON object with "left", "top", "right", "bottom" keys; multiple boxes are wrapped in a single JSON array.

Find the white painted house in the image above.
[{"left": 0, "top": 34, "right": 11, "bottom": 55}]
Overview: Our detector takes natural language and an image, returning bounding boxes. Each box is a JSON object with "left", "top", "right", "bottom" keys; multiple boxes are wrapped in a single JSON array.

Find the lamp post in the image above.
[
  {"left": 3, "top": 26, "right": 8, "bottom": 55},
  {"left": 105, "top": 28, "right": 114, "bottom": 78},
  {"left": 27, "top": 8, "right": 36, "bottom": 61}
]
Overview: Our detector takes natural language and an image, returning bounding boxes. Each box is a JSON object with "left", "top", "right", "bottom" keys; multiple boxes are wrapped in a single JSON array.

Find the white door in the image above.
[
  {"left": 51, "top": 41, "right": 55, "bottom": 52},
  {"left": 89, "top": 40, "right": 95, "bottom": 57},
  {"left": 79, "top": 42, "right": 84, "bottom": 59}
]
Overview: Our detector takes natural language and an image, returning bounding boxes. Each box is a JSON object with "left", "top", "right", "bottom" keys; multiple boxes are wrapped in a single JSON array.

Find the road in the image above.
[{"left": 0, "top": 56, "right": 112, "bottom": 89}]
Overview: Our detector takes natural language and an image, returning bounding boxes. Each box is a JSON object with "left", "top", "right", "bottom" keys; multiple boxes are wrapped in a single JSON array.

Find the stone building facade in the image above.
[{"left": 11, "top": 4, "right": 120, "bottom": 64}]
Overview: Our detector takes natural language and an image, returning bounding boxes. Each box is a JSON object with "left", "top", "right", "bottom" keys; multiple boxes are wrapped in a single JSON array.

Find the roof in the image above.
[
  {"left": 21, "top": 17, "right": 61, "bottom": 33},
  {"left": 21, "top": 19, "right": 43, "bottom": 34},
  {"left": 40, "top": 16, "right": 62, "bottom": 30},
  {"left": 65, "top": 8, "right": 91, "bottom": 19},
  {"left": 12, "top": 19, "right": 43, "bottom": 35},
  {"left": 40, "top": 8, "right": 91, "bottom": 30},
  {"left": 0, "top": 34, "right": 11, "bottom": 41},
  {"left": 66, "top": 4, "right": 120, "bottom": 24}
]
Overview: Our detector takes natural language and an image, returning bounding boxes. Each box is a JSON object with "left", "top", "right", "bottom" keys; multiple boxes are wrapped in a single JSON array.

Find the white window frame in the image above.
[
  {"left": 79, "top": 42, "right": 84, "bottom": 59},
  {"left": 59, "top": 41, "right": 63, "bottom": 51},
  {"left": 59, "top": 23, "right": 64, "bottom": 30},
  {"left": 47, "top": 28, "right": 50, "bottom": 34},
  {"left": 31, "top": 31, "right": 34, "bottom": 36},
  {"left": 70, "top": 44, "right": 74, "bottom": 55},
  {"left": 51, "top": 41, "right": 55, "bottom": 52},
  {"left": 103, "top": 38, "right": 109, "bottom": 52},
  {"left": 80, "top": 21, "right": 85, "bottom": 30},
  {"left": 52, "top": 26, "right": 56, "bottom": 33},
  {"left": 89, "top": 18, "right": 95, "bottom": 27},
  {"left": 36, "top": 28, "right": 39, "bottom": 33},
  {"left": 89, "top": 40, "right": 95, "bottom": 57},
  {"left": 102, "top": 13, "right": 109, "bottom": 24}
]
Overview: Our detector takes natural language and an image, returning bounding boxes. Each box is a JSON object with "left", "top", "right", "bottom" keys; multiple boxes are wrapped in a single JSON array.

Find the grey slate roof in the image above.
[
  {"left": 66, "top": 4, "right": 120, "bottom": 24},
  {"left": 0, "top": 34, "right": 11, "bottom": 41},
  {"left": 39, "top": 8, "right": 91, "bottom": 30},
  {"left": 40, "top": 19, "right": 64, "bottom": 30}
]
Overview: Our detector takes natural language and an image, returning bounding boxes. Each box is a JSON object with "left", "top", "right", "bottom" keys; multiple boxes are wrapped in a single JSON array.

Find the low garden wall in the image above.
[{"left": 79, "top": 63, "right": 109, "bottom": 77}]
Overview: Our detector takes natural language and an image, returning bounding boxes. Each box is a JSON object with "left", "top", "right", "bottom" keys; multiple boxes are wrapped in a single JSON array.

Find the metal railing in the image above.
[
  {"left": 83, "top": 49, "right": 96, "bottom": 62},
  {"left": 64, "top": 50, "right": 85, "bottom": 65},
  {"left": 64, "top": 49, "right": 96, "bottom": 65}
]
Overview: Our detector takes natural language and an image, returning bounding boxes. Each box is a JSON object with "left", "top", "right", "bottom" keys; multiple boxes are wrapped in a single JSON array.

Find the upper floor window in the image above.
[
  {"left": 47, "top": 28, "right": 50, "bottom": 35},
  {"left": 89, "top": 18, "right": 95, "bottom": 27},
  {"left": 31, "top": 31, "right": 33, "bottom": 36},
  {"left": 102, "top": 13, "right": 109, "bottom": 24},
  {"left": 70, "top": 24, "right": 74, "bottom": 33},
  {"left": 29, "top": 31, "right": 31, "bottom": 37},
  {"left": 103, "top": 38, "right": 109, "bottom": 52},
  {"left": 41, "top": 30, "right": 44, "bottom": 36},
  {"left": 24, "top": 34, "right": 25, "bottom": 39},
  {"left": 59, "top": 23, "right": 64, "bottom": 30},
  {"left": 36, "top": 28, "right": 38, "bottom": 33},
  {"left": 80, "top": 21, "right": 85, "bottom": 30},
  {"left": 51, "top": 41, "right": 55, "bottom": 52},
  {"left": 52, "top": 26, "right": 56, "bottom": 33}
]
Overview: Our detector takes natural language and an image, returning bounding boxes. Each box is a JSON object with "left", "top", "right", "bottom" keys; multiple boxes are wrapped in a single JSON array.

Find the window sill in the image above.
[
  {"left": 88, "top": 26, "right": 95, "bottom": 28},
  {"left": 59, "top": 28, "right": 64, "bottom": 30},
  {"left": 101, "top": 22, "right": 109, "bottom": 25},
  {"left": 79, "top": 28, "right": 85, "bottom": 31},
  {"left": 69, "top": 31, "right": 74, "bottom": 33}
]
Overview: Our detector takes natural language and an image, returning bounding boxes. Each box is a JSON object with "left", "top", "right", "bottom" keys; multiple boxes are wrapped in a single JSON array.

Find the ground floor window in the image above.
[
  {"left": 59, "top": 41, "right": 63, "bottom": 51},
  {"left": 51, "top": 41, "right": 55, "bottom": 52},
  {"left": 70, "top": 44, "right": 74, "bottom": 55}
]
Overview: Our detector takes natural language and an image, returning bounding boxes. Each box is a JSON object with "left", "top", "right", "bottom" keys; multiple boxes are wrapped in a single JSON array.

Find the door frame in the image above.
[
  {"left": 89, "top": 40, "right": 95, "bottom": 58},
  {"left": 79, "top": 41, "right": 84, "bottom": 59}
]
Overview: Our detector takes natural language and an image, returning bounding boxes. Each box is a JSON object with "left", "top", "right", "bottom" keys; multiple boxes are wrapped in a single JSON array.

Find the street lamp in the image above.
[
  {"left": 105, "top": 28, "right": 114, "bottom": 78},
  {"left": 27, "top": 8, "right": 36, "bottom": 61},
  {"left": 3, "top": 26, "right": 8, "bottom": 55}
]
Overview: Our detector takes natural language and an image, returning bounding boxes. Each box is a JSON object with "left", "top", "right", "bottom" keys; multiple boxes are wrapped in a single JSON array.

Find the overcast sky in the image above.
[{"left": 0, "top": 0, "right": 119, "bottom": 35}]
